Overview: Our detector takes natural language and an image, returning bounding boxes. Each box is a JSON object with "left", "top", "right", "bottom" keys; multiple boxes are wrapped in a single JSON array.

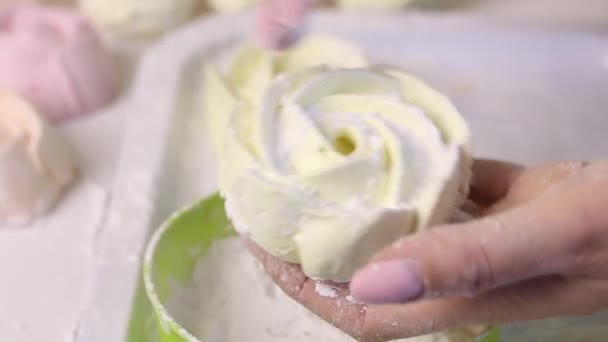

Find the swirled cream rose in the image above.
[
  {"left": 0, "top": 92, "right": 77, "bottom": 226},
  {"left": 206, "top": 39, "right": 471, "bottom": 282}
]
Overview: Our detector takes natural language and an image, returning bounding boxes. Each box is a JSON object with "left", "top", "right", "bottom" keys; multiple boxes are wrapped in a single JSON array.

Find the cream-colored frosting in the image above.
[
  {"left": 204, "top": 35, "right": 368, "bottom": 151},
  {"left": 336, "top": 0, "right": 412, "bottom": 10},
  {"left": 208, "top": 0, "right": 257, "bottom": 12},
  {"left": 0, "top": 92, "right": 77, "bottom": 225},
  {"left": 79, "top": 0, "right": 194, "bottom": 36},
  {"left": 206, "top": 36, "right": 471, "bottom": 282}
]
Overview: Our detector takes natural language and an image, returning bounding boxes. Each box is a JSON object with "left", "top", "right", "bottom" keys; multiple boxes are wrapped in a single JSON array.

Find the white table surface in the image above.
[
  {"left": 0, "top": 108, "right": 126, "bottom": 341},
  {"left": 0, "top": 1, "right": 606, "bottom": 341}
]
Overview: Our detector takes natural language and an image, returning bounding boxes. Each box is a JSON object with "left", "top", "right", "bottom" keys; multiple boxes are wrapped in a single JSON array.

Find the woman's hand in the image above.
[
  {"left": 255, "top": 0, "right": 312, "bottom": 50},
  {"left": 246, "top": 159, "right": 608, "bottom": 342}
]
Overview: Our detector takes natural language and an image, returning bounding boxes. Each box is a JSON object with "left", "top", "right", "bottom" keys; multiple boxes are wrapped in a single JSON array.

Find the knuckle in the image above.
[
  {"left": 459, "top": 228, "right": 494, "bottom": 295},
  {"left": 422, "top": 227, "right": 496, "bottom": 296},
  {"left": 459, "top": 237, "right": 495, "bottom": 296}
]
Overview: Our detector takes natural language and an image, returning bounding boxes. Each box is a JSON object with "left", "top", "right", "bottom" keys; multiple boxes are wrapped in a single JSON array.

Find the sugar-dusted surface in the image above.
[
  {"left": 0, "top": 106, "right": 125, "bottom": 342},
  {"left": 0, "top": 183, "right": 107, "bottom": 342},
  {"left": 167, "top": 238, "right": 355, "bottom": 342}
]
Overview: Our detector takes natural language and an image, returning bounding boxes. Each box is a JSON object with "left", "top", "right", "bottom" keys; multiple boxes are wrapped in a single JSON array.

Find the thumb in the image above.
[{"left": 350, "top": 185, "right": 592, "bottom": 304}]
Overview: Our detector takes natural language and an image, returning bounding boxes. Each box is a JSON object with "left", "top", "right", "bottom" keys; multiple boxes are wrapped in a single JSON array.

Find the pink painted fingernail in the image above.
[
  {"left": 255, "top": 0, "right": 311, "bottom": 50},
  {"left": 350, "top": 259, "right": 424, "bottom": 304}
]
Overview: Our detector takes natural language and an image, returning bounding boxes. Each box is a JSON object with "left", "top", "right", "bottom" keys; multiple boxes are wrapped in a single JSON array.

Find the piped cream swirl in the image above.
[{"left": 206, "top": 38, "right": 471, "bottom": 282}]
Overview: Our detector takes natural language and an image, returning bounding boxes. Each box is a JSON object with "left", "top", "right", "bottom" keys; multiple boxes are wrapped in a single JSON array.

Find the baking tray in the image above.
[{"left": 73, "top": 11, "right": 608, "bottom": 342}]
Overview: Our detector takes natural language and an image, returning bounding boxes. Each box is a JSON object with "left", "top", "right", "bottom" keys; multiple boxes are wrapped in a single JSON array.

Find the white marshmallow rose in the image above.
[
  {"left": 79, "top": 0, "right": 195, "bottom": 36},
  {"left": 206, "top": 36, "right": 471, "bottom": 281},
  {"left": 0, "top": 92, "right": 77, "bottom": 225},
  {"left": 209, "top": 62, "right": 471, "bottom": 281}
]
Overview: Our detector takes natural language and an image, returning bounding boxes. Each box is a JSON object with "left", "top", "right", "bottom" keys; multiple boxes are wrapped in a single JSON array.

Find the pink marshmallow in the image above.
[{"left": 0, "top": 5, "right": 117, "bottom": 122}]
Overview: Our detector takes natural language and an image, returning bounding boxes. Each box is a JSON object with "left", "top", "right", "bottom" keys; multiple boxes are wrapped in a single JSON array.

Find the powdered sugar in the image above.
[
  {"left": 314, "top": 282, "right": 338, "bottom": 298},
  {"left": 345, "top": 295, "right": 362, "bottom": 304},
  {"left": 166, "top": 238, "right": 355, "bottom": 342}
]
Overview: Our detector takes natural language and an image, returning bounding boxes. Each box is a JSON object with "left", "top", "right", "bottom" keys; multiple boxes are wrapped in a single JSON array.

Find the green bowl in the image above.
[{"left": 143, "top": 193, "right": 501, "bottom": 342}]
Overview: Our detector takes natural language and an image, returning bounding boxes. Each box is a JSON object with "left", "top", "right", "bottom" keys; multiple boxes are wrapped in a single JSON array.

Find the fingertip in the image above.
[
  {"left": 254, "top": 0, "right": 310, "bottom": 51},
  {"left": 254, "top": 24, "right": 299, "bottom": 51}
]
